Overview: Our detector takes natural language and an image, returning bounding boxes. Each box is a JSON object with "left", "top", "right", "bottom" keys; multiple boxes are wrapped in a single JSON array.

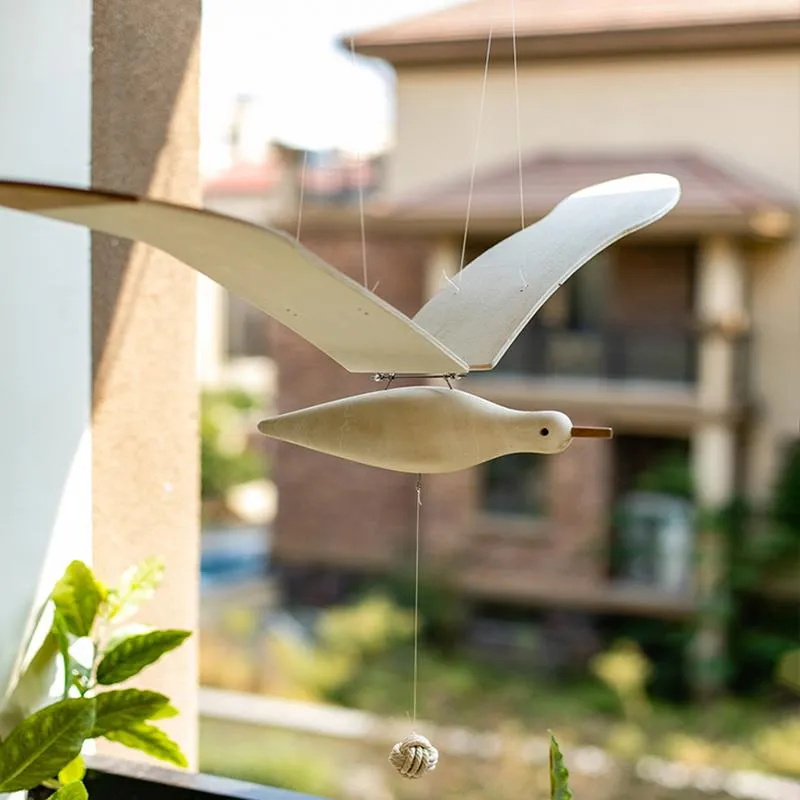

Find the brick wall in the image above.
[
  {"left": 269, "top": 232, "right": 655, "bottom": 607},
  {"left": 270, "top": 232, "right": 431, "bottom": 572},
  {"left": 461, "top": 413, "right": 613, "bottom": 597},
  {"left": 612, "top": 244, "right": 695, "bottom": 327}
]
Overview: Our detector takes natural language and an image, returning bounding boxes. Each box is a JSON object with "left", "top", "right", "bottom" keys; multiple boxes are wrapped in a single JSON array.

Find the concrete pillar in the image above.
[
  {"left": 90, "top": 0, "right": 201, "bottom": 765},
  {"left": 691, "top": 235, "right": 747, "bottom": 697},
  {"left": 696, "top": 236, "right": 748, "bottom": 413},
  {"left": 424, "top": 237, "right": 461, "bottom": 302},
  {"left": 196, "top": 275, "right": 227, "bottom": 387},
  {"left": 0, "top": 0, "right": 93, "bottom": 703}
]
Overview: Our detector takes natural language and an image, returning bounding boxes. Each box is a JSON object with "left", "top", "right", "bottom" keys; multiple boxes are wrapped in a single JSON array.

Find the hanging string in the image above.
[
  {"left": 511, "top": 0, "right": 525, "bottom": 230},
  {"left": 349, "top": 36, "right": 369, "bottom": 289},
  {"left": 389, "top": 474, "right": 439, "bottom": 779},
  {"left": 295, "top": 149, "right": 309, "bottom": 240},
  {"left": 412, "top": 473, "right": 422, "bottom": 723},
  {"left": 458, "top": 18, "right": 494, "bottom": 278}
]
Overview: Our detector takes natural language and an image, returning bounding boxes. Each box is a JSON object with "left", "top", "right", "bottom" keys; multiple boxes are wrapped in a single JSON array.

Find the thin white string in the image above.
[
  {"left": 458, "top": 19, "right": 494, "bottom": 278},
  {"left": 412, "top": 474, "right": 422, "bottom": 724},
  {"left": 295, "top": 149, "right": 309, "bottom": 240},
  {"left": 511, "top": 0, "right": 525, "bottom": 230},
  {"left": 349, "top": 37, "right": 369, "bottom": 289},
  {"left": 443, "top": 270, "right": 461, "bottom": 294}
]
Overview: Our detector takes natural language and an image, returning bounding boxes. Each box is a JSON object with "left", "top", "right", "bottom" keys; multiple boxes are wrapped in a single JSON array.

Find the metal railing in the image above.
[{"left": 492, "top": 323, "right": 700, "bottom": 384}]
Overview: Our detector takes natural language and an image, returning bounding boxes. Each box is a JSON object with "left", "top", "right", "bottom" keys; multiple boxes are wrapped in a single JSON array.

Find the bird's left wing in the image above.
[
  {"left": 413, "top": 173, "right": 681, "bottom": 371},
  {"left": 0, "top": 181, "right": 467, "bottom": 375}
]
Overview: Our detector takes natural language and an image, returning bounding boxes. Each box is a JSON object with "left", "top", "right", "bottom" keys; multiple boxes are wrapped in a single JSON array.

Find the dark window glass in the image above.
[{"left": 483, "top": 454, "right": 546, "bottom": 517}]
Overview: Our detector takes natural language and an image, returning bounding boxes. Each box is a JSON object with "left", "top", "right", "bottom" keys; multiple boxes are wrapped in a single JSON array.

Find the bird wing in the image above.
[
  {"left": 413, "top": 173, "right": 681, "bottom": 370},
  {"left": 0, "top": 181, "right": 468, "bottom": 375}
]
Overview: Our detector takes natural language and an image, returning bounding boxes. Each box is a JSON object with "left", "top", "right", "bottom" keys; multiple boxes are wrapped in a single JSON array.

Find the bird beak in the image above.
[{"left": 571, "top": 426, "right": 613, "bottom": 439}]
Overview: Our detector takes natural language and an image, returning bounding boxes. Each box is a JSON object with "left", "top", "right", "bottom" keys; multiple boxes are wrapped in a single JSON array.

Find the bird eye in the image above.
[{"left": 540, "top": 427, "right": 550, "bottom": 436}]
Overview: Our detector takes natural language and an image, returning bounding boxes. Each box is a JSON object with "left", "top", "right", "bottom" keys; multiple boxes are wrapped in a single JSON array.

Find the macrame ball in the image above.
[{"left": 389, "top": 733, "right": 439, "bottom": 779}]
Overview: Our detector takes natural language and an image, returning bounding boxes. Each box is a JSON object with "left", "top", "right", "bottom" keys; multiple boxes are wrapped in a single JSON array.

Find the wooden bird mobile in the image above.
[{"left": 0, "top": 173, "right": 680, "bottom": 473}]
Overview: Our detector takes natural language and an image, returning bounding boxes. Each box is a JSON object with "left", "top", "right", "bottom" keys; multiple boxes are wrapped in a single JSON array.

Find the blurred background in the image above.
[{"left": 195, "top": 1, "right": 799, "bottom": 798}]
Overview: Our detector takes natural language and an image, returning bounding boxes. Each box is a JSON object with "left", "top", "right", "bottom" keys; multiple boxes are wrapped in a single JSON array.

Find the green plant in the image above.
[
  {"left": 375, "top": 565, "right": 470, "bottom": 655},
  {"left": 634, "top": 450, "right": 694, "bottom": 500},
  {"left": 772, "top": 441, "right": 800, "bottom": 534},
  {"left": 549, "top": 734, "right": 573, "bottom": 800},
  {"left": 200, "top": 389, "right": 266, "bottom": 502},
  {"left": 591, "top": 640, "right": 652, "bottom": 721},
  {"left": 266, "top": 593, "right": 414, "bottom": 704},
  {"left": 610, "top": 446, "right": 800, "bottom": 700},
  {"left": 721, "top": 452, "right": 799, "bottom": 696},
  {"left": 0, "top": 558, "right": 191, "bottom": 798}
]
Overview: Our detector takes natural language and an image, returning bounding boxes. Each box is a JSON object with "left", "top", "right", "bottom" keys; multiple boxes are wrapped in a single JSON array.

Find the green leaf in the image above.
[
  {"left": 104, "top": 623, "right": 154, "bottom": 653},
  {"left": 106, "top": 557, "right": 165, "bottom": 622},
  {"left": 51, "top": 780, "right": 88, "bottom": 800},
  {"left": 52, "top": 561, "right": 103, "bottom": 638},
  {"left": 104, "top": 723, "right": 188, "bottom": 768},
  {"left": 96, "top": 629, "right": 191, "bottom": 686},
  {"left": 58, "top": 755, "right": 85, "bottom": 785},
  {"left": 91, "top": 689, "right": 174, "bottom": 737},
  {"left": 52, "top": 612, "right": 74, "bottom": 701},
  {"left": 149, "top": 703, "right": 180, "bottom": 721},
  {"left": 0, "top": 698, "right": 95, "bottom": 792},
  {"left": 549, "top": 733, "right": 573, "bottom": 800}
]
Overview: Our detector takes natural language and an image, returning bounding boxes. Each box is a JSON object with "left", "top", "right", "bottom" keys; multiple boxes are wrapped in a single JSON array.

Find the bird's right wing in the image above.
[
  {"left": 0, "top": 181, "right": 468, "bottom": 375},
  {"left": 413, "top": 173, "right": 681, "bottom": 370}
]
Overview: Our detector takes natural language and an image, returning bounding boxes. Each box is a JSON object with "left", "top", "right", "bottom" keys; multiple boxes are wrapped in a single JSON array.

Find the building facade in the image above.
[{"left": 264, "top": 1, "right": 799, "bottom": 622}]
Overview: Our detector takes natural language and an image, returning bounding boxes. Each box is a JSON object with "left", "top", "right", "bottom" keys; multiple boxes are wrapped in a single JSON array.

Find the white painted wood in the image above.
[
  {"left": 413, "top": 173, "right": 681, "bottom": 370},
  {"left": 0, "top": 183, "right": 468, "bottom": 375},
  {"left": 0, "top": 174, "right": 681, "bottom": 378},
  {"left": 0, "top": 0, "right": 93, "bottom": 713},
  {"left": 258, "top": 386, "right": 605, "bottom": 473}
]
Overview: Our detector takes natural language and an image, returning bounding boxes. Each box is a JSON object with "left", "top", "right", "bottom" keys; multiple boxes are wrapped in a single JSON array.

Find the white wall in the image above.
[
  {"left": 391, "top": 49, "right": 800, "bottom": 499},
  {"left": 390, "top": 52, "right": 800, "bottom": 197},
  {"left": 0, "top": 0, "right": 93, "bottom": 699}
]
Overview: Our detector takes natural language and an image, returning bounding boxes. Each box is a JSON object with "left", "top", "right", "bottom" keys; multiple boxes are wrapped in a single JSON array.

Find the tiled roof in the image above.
[
  {"left": 354, "top": 0, "right": 800, "bottom": 48},
  {"left": 203, "top": 161, "right": 279, "bottom": 197},
  {"left": 203, "top": 155, "right": 384, "bottom": 203},
  {"left": 389, "top": 152, "right": 798, "bottom": 231}
]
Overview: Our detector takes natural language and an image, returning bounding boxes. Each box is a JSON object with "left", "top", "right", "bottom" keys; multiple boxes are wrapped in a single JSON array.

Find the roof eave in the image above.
[
  {"left": 352, "top": 20, "right": 800, "bottom": 67},
  {"left": 274, "top": 207, "right": 798, "bottom": 242}
]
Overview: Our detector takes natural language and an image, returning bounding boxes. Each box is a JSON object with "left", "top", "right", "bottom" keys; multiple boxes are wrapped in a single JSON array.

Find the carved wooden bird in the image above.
[{"left": 0, "top": 173, "right": 680, "bottom": 472}]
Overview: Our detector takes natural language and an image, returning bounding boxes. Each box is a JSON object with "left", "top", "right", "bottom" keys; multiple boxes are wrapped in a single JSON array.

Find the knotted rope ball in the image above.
[{"left": 389, "top": 733, "right": 439, "bottom": 779}]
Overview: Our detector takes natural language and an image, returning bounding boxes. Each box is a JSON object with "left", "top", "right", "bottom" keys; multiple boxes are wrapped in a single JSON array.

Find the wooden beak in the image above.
[{"left": 571, "top": 426, "right": 614, "bottom": 439}]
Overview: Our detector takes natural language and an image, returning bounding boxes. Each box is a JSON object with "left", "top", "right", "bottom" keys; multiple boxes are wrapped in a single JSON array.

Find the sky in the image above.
[{"left": 200, "top": 0, "right": 464, "bottom": 174}]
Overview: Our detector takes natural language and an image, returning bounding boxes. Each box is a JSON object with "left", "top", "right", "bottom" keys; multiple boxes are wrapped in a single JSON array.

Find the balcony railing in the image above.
[{"left": 490, "top": 324, "right": 699, "bottom": 384}]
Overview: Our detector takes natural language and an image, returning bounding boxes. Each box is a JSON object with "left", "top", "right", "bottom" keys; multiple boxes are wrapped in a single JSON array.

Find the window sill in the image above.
[{"left": 81, "top": 754, "right": 326, "bottom": 800}]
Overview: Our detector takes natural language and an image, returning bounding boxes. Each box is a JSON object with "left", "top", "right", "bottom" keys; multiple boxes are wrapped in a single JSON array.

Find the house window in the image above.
[
  {"left": 564, "top": 251, "right": 611, "bottom": 331},
  {"left": 483, "top": 454, "right": 547, "bottom": 517}
]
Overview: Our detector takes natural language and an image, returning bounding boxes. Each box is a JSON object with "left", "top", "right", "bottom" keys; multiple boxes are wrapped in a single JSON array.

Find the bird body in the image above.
[{"left": 258, "top": 386, "right": 605, "bottom": 473}]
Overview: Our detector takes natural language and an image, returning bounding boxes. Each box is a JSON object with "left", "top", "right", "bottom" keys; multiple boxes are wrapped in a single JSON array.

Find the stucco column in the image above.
[
  {"left": 424, "top": 237, "right": 461, "bottom": 301},
  {"left": 691, "top": 235, "right": 747, "bottom": 697},
  {"left": 196, "top": 275, "right": 227, "bottom": 387},
  {"left": 90, "top": 0, "right": 201, "bottom": 765}
]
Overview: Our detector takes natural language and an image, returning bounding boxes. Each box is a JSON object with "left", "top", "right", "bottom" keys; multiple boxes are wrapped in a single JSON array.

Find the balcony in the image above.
[
  {"left": 82, "top": 755, "right": 326, "bottom": 800},
  {"left": 466, "top": 323, "right": 749, "bottom": 429},
  {"left": 492, "top": 323, "right": 698, "bottom": 384}
]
